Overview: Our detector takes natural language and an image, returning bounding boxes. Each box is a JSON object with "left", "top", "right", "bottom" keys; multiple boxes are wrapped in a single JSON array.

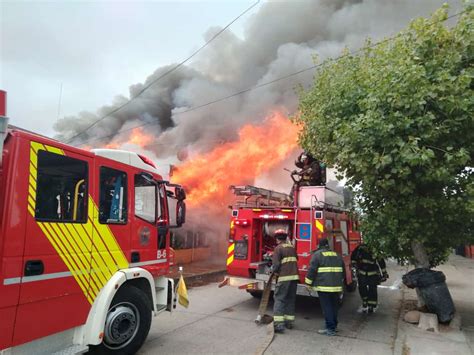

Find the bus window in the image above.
[
  {"left": 35, "top": 150, "right": 88, "bottom": 222},
  {"left": 99, "top": 167, "right": 127, "bottom": 224}
]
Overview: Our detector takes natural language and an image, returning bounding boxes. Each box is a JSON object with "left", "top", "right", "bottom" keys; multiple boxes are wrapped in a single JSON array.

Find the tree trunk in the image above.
[
  {"left": 411, "top": 240, "right": 430, "bottom": 268},
  {"left": 411, "top": 240, "right": 430, "bottom": 308}
]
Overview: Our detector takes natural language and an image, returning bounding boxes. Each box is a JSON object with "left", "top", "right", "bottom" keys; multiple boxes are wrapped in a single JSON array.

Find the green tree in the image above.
[{"left": 295, "top": 5, "right": 473, "bottom": 267}]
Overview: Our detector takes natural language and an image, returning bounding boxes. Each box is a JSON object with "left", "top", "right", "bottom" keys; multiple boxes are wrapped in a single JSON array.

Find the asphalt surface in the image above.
[{"left": 139, "top": 261, "right": 406, "bottom": 355}]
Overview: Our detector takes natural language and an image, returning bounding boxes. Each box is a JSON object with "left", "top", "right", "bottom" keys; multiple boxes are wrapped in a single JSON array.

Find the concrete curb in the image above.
[
  {"left": 392, "top": 285, "right": 408, "bottom": 355},
  {"left": 394, "top": 285, "right": 471, "bottom": 355}
]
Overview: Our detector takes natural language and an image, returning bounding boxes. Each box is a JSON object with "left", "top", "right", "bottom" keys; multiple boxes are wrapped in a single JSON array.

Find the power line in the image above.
[
  {"left": 76, "top": 8, "right": 467, "bottom": 148},
  {"left": 65, "top": 0, "right": 260, "bottom": 144}
]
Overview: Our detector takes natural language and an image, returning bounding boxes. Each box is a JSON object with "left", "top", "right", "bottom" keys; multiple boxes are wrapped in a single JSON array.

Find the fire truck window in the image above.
[
  {"left": 35, "top": 150, "right": 88, "bottom": 222},
  {"left": 99, "top": 167, "right": 127, "bottom": 224},
  {"left": 134, "top": 174, "right": 156, "bottom": 224}
]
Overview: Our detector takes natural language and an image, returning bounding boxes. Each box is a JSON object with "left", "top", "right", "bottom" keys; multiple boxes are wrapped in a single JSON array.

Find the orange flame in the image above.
[
  {"left": 172, "top": 112, "right": 299, "bottom": 206},
  {"left": 98, "top": 127, "right": 153, "bottom": 150},
  {"left": 128, "top": 127, "right": 153, "bottom": 147}
]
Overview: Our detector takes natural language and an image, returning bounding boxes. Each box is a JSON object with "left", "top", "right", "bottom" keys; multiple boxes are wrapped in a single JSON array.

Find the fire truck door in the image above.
[
  {"left": 14, "top": 146, "right": 93, "bottom": 346},
  {"left": 131, "top": 174, "right": 162, "bottom": 268},
  {"left": 93, "top": 163, "right": 131, "bottom": 278}
]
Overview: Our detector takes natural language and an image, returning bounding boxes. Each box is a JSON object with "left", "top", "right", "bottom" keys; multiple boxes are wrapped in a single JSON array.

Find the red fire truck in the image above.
[
  {"left": 0, "top": 90, "right": 186, "bottom": 354},
  {"left": 223, "top": 181, "right": 361, "bottom": 299}
]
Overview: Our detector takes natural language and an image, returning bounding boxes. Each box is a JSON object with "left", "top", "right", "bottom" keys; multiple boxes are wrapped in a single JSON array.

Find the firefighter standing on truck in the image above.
[
  {"left": 271, "top": 229, "right": 299, "bottom": 333},
  {"left": 351, "top": 243, "right": 388, "bottom": 313},
  {"left": 305, "top": 238, "right": 345, "bottom": 336},
  {"left": 289, "top": 152, "right": 326, "bottom": 203}
]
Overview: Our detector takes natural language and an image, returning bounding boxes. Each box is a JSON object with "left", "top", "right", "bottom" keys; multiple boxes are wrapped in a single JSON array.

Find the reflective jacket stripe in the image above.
[
  {"left": 305, "top": 277, "right": 312, "bottom": 285},
  {"left": 318, "top": 267, "right": 343, "bottom": 272},
  {"left": 312, "top": 285, "right": 343, "bottom": 292},
  {"left": 282, "top": 256, "right": 297, "bottom": 263},
  {"left": 361, "top": 259, "right": 375, "bottom": 264},
  {"left": 358, "top": 270, "right": 379, "bottom": 276},
  {"left": 322, "top": 251, "right": 337, "bottom": 256},
  {"left": 278, "top": 275, "right": 300, "bottom": 282}
]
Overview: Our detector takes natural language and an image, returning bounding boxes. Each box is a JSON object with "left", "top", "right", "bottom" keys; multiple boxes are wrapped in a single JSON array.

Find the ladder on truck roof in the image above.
[{"left": 230, "top": 185, "right": 291, "bottom": 208}]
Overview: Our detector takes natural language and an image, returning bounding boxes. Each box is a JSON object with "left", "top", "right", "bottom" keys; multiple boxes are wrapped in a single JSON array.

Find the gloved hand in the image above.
[{"left": 381, "top": 272, "right": 389, "bottom": 282}]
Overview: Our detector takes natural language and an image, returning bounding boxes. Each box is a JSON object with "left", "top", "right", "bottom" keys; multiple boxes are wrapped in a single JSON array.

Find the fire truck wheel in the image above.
[
  {"left": 89, "top": 285, "right": 152, "bottom": 355},
  {"left": 247, "top": 290, "right": 263, "bottom": 299}
]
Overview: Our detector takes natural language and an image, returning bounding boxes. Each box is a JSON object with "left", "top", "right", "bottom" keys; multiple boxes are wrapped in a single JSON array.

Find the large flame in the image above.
[
  {"left": 98, "top": 127, "right": 153, "bottom": 150},
  {"left": 172, "top": 112, "right": 299, "bottom": 206}
]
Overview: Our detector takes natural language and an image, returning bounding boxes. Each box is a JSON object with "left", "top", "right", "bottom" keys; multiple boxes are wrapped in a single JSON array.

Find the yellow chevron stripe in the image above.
[
  {"left": 90, "top": 198, "right": 128, "bottom": 268},
  {"left": 40, "top": 222, "right": 93, "bottom": 304},
  {"left": 76, "top": 226, "right": 112, "bottom": 287},
  {"left": 315, "top": 220, "right": 324, "bottom": 233},
  {"left": 31, "top": 141, "right": 45, "bottom": 153},
  {"left": 60, "top": 223, "right": 100, "bottom": 297},
  {"left": 228, "top": 243, "right": 235, "bottom": 254},
  {"left": 226, "top": 255, "right": 234, "bottom": 266},
  {"left": 44, "top": 145, "right": 64, "bottom": 155},
  {"left": 27, "top": 204, "right": 35, "bottom": 216},
  {"left": 50, "top": 224, "right": 90, "bottom": 283},
  {"left": 27, "top": 195, "right": 36, "bottom": 210},
  {"left": 29, "top": 174, "right": 36, "bottom": 189},
  {"left": 74, "top": 223, "right": 109, "bottom": 287}
]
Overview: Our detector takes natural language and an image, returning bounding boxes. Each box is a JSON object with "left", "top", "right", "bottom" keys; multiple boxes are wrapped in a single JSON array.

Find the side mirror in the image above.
[
  {"left": 175, "top": 186, "right": 186, "bottom": 201},
  {"left": 176, "top": 200, "right": 186, "bottom": 227},
  {"left": 167, "top": 188, "right": 186, "bottom": 228}
]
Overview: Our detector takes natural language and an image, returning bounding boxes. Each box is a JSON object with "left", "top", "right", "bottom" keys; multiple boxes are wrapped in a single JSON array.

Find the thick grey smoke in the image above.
[{"left": 55, "top": 0, "right": 462, "bottom": 159}]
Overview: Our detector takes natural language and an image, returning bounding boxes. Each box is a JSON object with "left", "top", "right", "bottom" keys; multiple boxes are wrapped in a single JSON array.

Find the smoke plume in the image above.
[{"left": 55, "top": 0, "right": 461, "bottom": 159}]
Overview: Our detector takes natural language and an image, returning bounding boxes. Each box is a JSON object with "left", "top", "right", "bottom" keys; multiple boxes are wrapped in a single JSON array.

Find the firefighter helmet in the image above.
[{"left": 274, "top": 229, "right": 288, "bottom": 239}]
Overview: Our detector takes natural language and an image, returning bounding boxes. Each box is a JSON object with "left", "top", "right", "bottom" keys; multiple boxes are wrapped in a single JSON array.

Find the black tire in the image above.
[
  {"left": 88, "top": 285, "right": 152, "bottom": 355},
  {"left": 247, "top": 290, "right": 263, "bottom": 299}
]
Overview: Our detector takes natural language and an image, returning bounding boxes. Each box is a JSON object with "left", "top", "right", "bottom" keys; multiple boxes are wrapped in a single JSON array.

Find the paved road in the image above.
[{"left": 139, "top": 261, "right": 406, "bottom": 355}]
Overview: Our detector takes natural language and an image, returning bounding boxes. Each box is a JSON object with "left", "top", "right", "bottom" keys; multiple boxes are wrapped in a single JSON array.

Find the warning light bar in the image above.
[
  {"left": 258, "top": 214, "right": 289, "bottom": 219},
  {"left": 234, "top": 219, "right": 250, "bottom": 226}
]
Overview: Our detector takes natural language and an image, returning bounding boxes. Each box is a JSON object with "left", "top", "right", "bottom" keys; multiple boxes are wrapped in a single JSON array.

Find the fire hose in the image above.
[{"left": 254, "top": 273, "right": 276, "bottom": 355}]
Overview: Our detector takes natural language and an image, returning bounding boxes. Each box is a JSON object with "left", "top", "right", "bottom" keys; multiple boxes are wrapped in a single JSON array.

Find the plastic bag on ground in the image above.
[{"left": 402, "top": 268, "right": 455, "bottom": 323}]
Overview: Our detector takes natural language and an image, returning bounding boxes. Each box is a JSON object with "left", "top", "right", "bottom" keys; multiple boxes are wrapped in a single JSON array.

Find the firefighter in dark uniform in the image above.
[
  {"left": 289, "top": 152, "right": 326, "bottom": 203},
  {"left": 351, "top": 243, "right": 388, "bottom": 313},
  {"left": 305, "top": 238, "right": 345, "bottom": 336},
  {"left": 272, "top": 229, "right": 300, "bottom": 333},
  {"left": 294, "top": 152, "right": 325, "bottom": 186}
]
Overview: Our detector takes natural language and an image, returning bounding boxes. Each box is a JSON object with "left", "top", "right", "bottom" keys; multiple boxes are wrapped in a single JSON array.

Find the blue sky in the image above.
[{"left": 1, "top": 0, "right": 261, "bottom": 135}]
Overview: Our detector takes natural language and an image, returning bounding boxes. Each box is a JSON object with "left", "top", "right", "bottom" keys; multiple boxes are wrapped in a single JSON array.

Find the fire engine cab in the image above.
[
  {"left": 224, "top": 180, "right": 361, "bottom": 298},
  {"left": 0, "top": 90, "right": 186, "bottom": 354}
]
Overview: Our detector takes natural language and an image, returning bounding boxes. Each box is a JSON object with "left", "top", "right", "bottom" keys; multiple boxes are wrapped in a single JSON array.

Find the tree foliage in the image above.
[{"left": 295, "top": 5, "right": 474, "bottom": 266}]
